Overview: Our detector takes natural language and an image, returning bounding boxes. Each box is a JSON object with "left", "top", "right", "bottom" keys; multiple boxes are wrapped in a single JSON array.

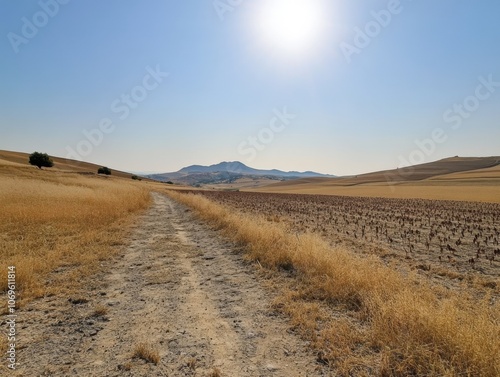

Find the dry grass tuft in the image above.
[
  {"left": 166, "top": 190, "right": 500, "bottom": 377},
  {"left": 208, "top": 367, "right": 222, "bottom": 377},
  {"left": 187, "top": 357, "right": 197, "bottom": 370},
  {"left": 133, "top": 342, "right": 160, "bottom": 365},
  {"left": 92, "top": 304, "right": 109, "bottom": 317},
  {"left": 121, "top": 362, "right": 133, "bottom": 371}
]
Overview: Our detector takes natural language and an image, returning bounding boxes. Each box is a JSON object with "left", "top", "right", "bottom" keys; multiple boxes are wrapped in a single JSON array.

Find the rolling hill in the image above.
[
  {"left": 253, "top": 156, "right": 500, "bottom": 188},
  {"left": 248, "top": 156, "right": 500, "bottom": 203},
  {"left": 0, "top": 150, "right": 153, "bottom": 181}
]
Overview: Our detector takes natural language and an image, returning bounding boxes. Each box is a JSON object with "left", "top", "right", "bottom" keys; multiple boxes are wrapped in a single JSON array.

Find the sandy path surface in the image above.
[{"left": 9, "top": 193, "right": 325, "bottom": 376}]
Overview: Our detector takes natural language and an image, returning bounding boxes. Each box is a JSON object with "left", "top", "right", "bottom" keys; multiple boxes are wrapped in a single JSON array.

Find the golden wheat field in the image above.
[
  {"left": 0, "top": 161, "right": 150, "bottom": 311},
  {"left": 166, "top": 189, "right": 500, "bottom": 376}
]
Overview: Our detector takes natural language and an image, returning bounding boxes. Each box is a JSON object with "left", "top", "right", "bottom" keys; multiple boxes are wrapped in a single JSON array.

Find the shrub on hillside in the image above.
[
  {"left": 97, "top": 167, "right": 111, "bottom": 175},
  {"left": 29, "top": 152, "right": 54, "bottom": 169}
]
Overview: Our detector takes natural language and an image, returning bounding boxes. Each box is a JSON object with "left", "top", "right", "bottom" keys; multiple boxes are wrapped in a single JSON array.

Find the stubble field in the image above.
[{"left": 185, "top": 190, "right": 500, "bottom": 292}]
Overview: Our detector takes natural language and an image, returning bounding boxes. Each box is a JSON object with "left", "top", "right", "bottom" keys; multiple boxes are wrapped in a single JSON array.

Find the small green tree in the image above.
[
  {"left": 131, "top": 175, "right": 142, "bottom": 181},
  {"left": 97, "top": 166, "right": 111, "bottom": 175},
  {"left": 29, "top": 152, "right": 54, "bottom": 169}
]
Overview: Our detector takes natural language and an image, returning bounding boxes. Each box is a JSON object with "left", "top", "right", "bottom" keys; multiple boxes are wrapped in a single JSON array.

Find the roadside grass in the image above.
[
  {"left": 0, "top": 163, "right": 151, "bottom": 353},
  {"left": 133, "top": 342, "right": 160, "bottom": 365},
  {"left": 208, "top": 367, "right": 222, "bottom": 377},
  {"left": 166, "top": 190, "right": 500, "bottom": 377},
  {"left": 92, "top": 304, "right": 109, "bottom": 317}
]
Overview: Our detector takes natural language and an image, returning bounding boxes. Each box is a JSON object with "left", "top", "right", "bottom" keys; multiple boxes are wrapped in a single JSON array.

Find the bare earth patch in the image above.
[{"left": 6, "top": 193, "right": 325, "bottom": 376}]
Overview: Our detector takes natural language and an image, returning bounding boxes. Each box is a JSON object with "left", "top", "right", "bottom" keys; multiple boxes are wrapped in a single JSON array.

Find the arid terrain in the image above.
[
  {"left": 6, "top": 193, "right": 324, "bottom": 376},
  {"left": 188, "top": 191, "right": 500, "bottom": 289},
  {"left": 247, "top": 157, "right": 500, "bottom": 203},
  {"left": 0, "top": 150, "right": 157, "bottom": 182},
  {"left": 1, "top": 151, "right": 499, "bottom": 376}
]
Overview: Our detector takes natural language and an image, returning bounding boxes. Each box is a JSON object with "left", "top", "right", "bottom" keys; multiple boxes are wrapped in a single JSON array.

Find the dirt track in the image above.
[{"left": 9, "top": 193, "right": 325, "bottom": 376}]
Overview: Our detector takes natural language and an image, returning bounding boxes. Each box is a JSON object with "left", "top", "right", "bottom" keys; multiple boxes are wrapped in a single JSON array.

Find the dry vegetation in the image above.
[
  {"left": 209, "top": 367, "right": 222, "bottom": 377},
  {"left": 133, "top": 342, "right": 160, "bottom": 365},
  {"left": 0, "top": 162, "right": 150, "bottom": 352},
  {"left": 0, "top": 149, "right": 155, "bottom": 181},
  {"left": 167, "top": 190, "right": 500, "bottom": 377},
  {"left": 190, "top": 191, "right": 500, "bottom": 288}
]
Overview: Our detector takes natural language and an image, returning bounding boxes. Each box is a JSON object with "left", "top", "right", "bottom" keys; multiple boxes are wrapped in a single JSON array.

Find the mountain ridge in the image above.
[{"left": 147, "top": 161, "right": 334, "bottom": 186}]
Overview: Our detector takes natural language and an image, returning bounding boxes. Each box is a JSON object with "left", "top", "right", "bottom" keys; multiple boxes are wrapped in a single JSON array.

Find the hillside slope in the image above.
[
  {"left": 256, "top": 156, "right": 500, "bottom": 188},
  {"left": 248, "top": 156, "right": 500, "bottom": 203},
  {"left": 0, "top": 150, "right": 149, "bottom": 180}
]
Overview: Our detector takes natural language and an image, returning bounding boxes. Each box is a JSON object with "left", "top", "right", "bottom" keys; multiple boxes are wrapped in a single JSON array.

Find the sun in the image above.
[{"left": 253, "top": 0, "right": 327, "bottom": 55}]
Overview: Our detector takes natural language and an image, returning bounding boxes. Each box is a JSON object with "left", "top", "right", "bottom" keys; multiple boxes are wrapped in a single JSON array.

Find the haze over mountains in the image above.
[{"left": 147, "top": 161, "right": 334, "bottom": 186}]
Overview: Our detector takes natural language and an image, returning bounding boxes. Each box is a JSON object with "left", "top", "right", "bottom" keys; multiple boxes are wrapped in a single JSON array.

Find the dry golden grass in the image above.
[
  {"left": 187, "top": 357, "right": 197, "bottom": 370},
  {"left": 0, "top": 149, "right": 154, "bottom": 181},
  {"left": 208, "top": 367, "right": 222, "bottom": 377},
  {"left": 92, "top": 304, "right": 109, "bottom": 317},
  {"left": 133, "top": 342, "right": 160, "bottom": 365},
  {"left": 166, "top": 190, "right": 500, "bottom": 377},
  {"left": 0, "top": 164, "right": 150, "bottom": 298},
  {"left": 0, "top": 162, "right": 150, "bottom": 352}
]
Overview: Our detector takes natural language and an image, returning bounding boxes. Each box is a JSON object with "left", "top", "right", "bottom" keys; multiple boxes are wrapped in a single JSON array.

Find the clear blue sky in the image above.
[{"left": 1, "top": 0, "right": 499, "bottom": 175}]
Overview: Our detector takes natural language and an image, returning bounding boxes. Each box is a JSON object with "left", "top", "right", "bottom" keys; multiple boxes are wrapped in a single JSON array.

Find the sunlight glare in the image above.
[{"left": 254, "top": 0, "right": 327, "bottom": 55}]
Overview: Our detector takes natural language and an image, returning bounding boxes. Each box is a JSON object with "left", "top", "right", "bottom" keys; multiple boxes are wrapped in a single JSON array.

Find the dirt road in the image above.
[{"left": 9, "top": 193, "right": 325, "bottom": 376}]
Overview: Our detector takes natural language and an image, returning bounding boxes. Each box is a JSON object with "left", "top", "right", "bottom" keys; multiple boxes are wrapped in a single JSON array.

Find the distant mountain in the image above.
[{"left": 147, "top": 161, "right": 334, "bottom": 186}]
